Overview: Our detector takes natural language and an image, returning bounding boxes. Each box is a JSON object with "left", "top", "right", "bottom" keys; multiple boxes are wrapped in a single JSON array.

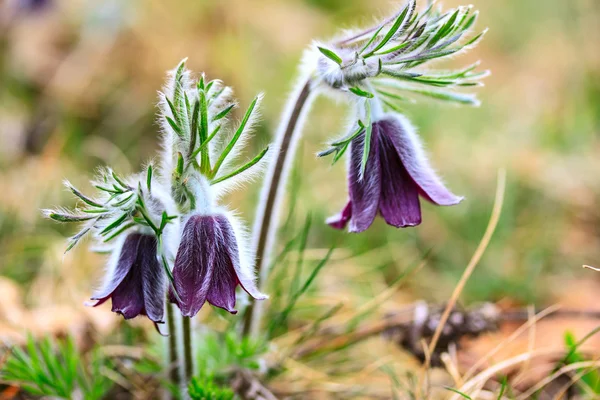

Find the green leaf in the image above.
[
  {"left": 288, "top": 215, "right": 312, "bottom": 301},
  {"left": 164, "top": 95, "right": 178, "bottom": 119},
  {"left": 317, "top": 147, "right": 337, "bottom": 158},
  {"left": 497, "top": 378, "right": 508, "bottom": 400},
  {"left": 137, "top": 206, "right": 159, "bottom": 234},
  {"left": 462, "top": 11, "right": 479, "bottom": 31},
  {"left": 198, "top": 88, "right": 210, "bottom": 173},
  {"left": 388, "top": 47, "right": 460, "bottom": 65},
  {"left": 191, "top": 125, "right": 221, "bottom": 159},
  {"left": 66, "top": 184, "right": 103, "bottom": 208},
  {"left": 189, "top": 99, "right": 199, "bottom": 158},
  {"left": 1, "top": 335, "right": 112, "bottom": 399},
  {"left": 358, "top": 25, "right": 384, "bottom": 55},
  {"left": 271, "top": 246, "right": 335, "bottom": 334},
  {"left": 111, "top": 171, "right": 128, "bottom": 189},
  {"left": 112, "top": 193, "right": 134, "bottom": 207},
  {"left": 175, "top": 58, "right": 187, "bottom": 78},
  {"left": 205, "top": 79, "right": 215, "bottom": 93},
  {"left": 360, "top": 100, "right": 372, "bottom": 179},
  {"left": 331, "top": 123, "right": 365, "bottom": 146},
  {"left": 453, "top": 6, "right": 472, "bottom": 33},
  {"left": 380, "top": 69, "right": 422, "bottom": 79},
  {"left": 349, "top": 86, "right": 374, "bottom": 98},
  {"left": 400, "top": 86, "right": 479, "bottom": 105},
  {"left": 46, "top": 212, "right": 95, "bottom": 223},
  {"left": 212, "top": 104, "right": 235, "bottom": 122},
  {"left": 165, "top": 116, "right": 184, "bottom": 137},
  {"left": 377, "top": 89, "right": 414, "bottom": 103},
  {"left": 332, "top": 142, "right": 350, "bottom": 164},
  {"left": 160, "top": 211, "right": 169, "bottom": 231},
  {"left": 211, "top": 96, "right": 258, "bottom": 177},
  {"left": 317, "top": 46, "right": 343, "bottom": 66},
  {"left": 82, "top": 208, "right": 109, "bottom": 214},
  {"left": 102, "top": 222, "right": 135, "bottom": 243},
  {"left": 445, "top": 387, "right": 472, "bottom": 399},
  {"left": 364, "top": 0, "right": 415, "bottom": 57},
  {"left": 388, "top": 73, "right": 457, "bottom": 87},
  {"left": 211, "top": 146, "right": 269, "bottom": 185},
  {"left": 428, "top": 8, "right": 460, "bottom": 48},
  {"left": 146, "top": 164, "right": 153, "bottom": 191},
  {"left": 464, "top": 28, "right": 488, "bottom": 47},
  {"left": 176, "top": 152, "right": 184, "bottom": 176},
  {"left": 373, "top": 38, "right": 413, "bottom": 56},
  {"left": 65, "top": 226, "right": 91, "bottom": 253},
  {"left": 94, "top": 184, "right": 121, "bottom": 194},
  {"left": 100, "top": 213, "right": 129, "bottom": 235}
]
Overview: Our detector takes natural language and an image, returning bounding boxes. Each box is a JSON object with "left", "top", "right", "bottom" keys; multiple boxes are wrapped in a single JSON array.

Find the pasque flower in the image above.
[
  {"left": 90, "top": 233, "right": 166, "bottom": 323},
  {"left": 45, "top": 60, "right": 270, "bottom": 328},
  {"left": 327, "top": 113, "right": 462, "bottom": 232},
  {"left": 315, "top": 1, "right": 487, "bottom": 232},
  {"left": 172, "top": 213, "right": 266, "bottom": 317},
  {"left": 158, "top": 62, "right": 269, "bottom": 317}
]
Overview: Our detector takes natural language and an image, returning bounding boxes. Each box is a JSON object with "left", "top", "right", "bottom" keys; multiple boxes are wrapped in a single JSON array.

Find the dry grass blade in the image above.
[
  {"left": 516, "top": 360, "right": 600, "bottom": 400},
  {"left": 461, "top": 304, "right": 561, "bottom": 381},
  {"left": 292, "top": 309, "right": 416, "bottom": 358},
  {"left": 583, "top": 265, "right": 600, "bottom": 272},
  {"left": 452, "top": 348, "right": 568, "bottom": 399},
  {"left": 442, "top": 351, "right": 462, "bottom": 387},
  {"left": 511, "top": 306, "right": 536, "bottom": 388},
  {"left": 421, "top": 169, "right": 506, "bottom": 377},
  {"left": 552, "top": 353, "right": 600, "bottom": 400}
]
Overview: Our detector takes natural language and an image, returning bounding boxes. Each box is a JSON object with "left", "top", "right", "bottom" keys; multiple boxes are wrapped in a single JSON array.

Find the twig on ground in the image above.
[{"left": 231, "top": 369, "right": 279, "bottom": 400}]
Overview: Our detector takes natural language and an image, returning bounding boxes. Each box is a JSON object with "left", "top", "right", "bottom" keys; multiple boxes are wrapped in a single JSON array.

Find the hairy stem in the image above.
[
  {"left": 166, "top": 302, "right": 181, "bottom": 398},
  {"left": 182, "top": 316, "right": 194, "bottom": 381},
  {"left": 243, "top": 76, "right": 314, "bottom": 337}
]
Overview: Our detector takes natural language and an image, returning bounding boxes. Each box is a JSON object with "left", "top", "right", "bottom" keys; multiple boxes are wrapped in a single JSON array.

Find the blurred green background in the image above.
[{"left": 0, "top": 0, "right": 599, "bottom": 340}]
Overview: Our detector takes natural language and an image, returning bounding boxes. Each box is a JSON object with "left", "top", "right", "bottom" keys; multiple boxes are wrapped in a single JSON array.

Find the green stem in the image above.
[
  {"left": 166, "top": 302, "right": 180, "bottom": 398},
  {"left": 182, "top": 316, "right": 194, "bottom": 381}
]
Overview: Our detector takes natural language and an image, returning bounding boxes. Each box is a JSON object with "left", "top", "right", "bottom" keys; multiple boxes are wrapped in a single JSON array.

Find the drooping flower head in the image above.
[
  {"left": 158, "top": 60, "right": 269, "bottom": 317},
  {"left": 173, "top": 214, "right": 266, "bottom": 317},
  {"left": 44, "top": 168, "right": 178, "bottom": 322},
  {"left": 327, "top": 114, "right": 462, "bottom": 232},
  {"left": 90, "top": 233, "right": 165, "bottom": 322},
  {"left": 315, "top": 1, "right": 487, "bottom": 231}
]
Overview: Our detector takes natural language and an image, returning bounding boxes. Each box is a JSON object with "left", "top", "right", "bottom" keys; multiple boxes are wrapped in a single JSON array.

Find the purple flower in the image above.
[
  {"left": 172, "top": 214, "right": 266, "bottom": 317},
  {"left": 90, "top": 233, "right": 166, "bottom": 323},
  {"left": 327, "top": 115, "right": 463, "bottom": 232},
  {"left": 18, "top": 0, "right": 51, "bottom": 12}
]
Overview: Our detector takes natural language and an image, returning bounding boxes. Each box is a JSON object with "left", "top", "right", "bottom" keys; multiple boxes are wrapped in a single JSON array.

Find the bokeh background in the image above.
[{"left": 1, "top": 0, "right": 599, "bottom": 395}]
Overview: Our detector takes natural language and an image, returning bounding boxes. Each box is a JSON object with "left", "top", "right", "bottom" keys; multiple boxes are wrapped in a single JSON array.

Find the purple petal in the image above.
[
  {"left": 347, "top": 126, "right": 382, "bottom": 232},
  {"left": 206, "top": 216, "right": 237, "bottom": 313},
  {"left": 214, "top": 215, "right": 266, "bottom": 301},
  {"left": 206, "top": 262, "right": 238, "bottom": 314},
  {"left": 110, "top": 254, "right": 145, "bottom": 320},
  {"left": 139, "top": 235, "right": 166, "bottom": 323},
  {"left": 91, "top": 234, "right": 141, "bottom": 302},
  {"left": 327, "top": 201, "right": 352, "bottom": 230},
  {"left": 380, "top": 116, "right": 463, "bottom": 206},
  {"left": 378, "top": 131, "right": 422, "bottom": 227},
  {"left": 173, "top": 215, "right": 215, "bottom": 317}
]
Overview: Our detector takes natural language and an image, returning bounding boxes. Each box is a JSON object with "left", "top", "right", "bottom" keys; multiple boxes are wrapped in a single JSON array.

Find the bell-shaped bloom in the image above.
[
  {"left": 328, "top": 114, "right": 462, "bottom": 232},
  {"left": 172, "top": 214, "right": 266, "bottom": 317},
  {"left": 90, "top": 233, "right": 166, "bottom": 323}
]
